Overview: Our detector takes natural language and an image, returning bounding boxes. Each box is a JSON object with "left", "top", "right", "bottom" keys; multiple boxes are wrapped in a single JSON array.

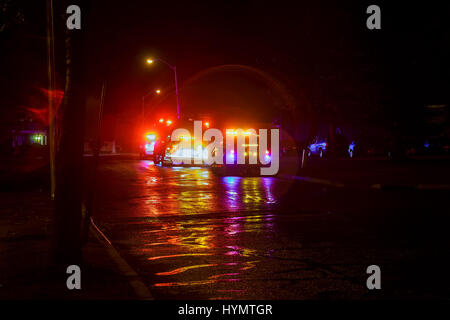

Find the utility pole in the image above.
[
  {"left": 174, "top": 66, "right": 180, "bottom": 119},
  {"left": 46, "top": 0, "right": 56, "bottom": 199},
  {"left": 54, "top": 0, "right": 89, "bottom": 265}
]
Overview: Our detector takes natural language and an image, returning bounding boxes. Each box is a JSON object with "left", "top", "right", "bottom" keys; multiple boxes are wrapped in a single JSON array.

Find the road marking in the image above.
[{"left": 90, "top": 218, "right": 153, "bottom": 300}]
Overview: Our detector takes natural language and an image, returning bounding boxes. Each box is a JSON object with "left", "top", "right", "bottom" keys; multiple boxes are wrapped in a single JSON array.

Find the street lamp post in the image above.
[
  {"left": 142, "top": 88, "right": 161, "bottom": 121},
  {"left": 146, "top": 58, "right": 181, "bottom": 119}
]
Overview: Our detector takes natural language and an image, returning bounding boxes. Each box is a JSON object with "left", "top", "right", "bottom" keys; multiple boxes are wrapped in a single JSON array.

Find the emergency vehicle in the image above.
[{"left": 143, "top": 118, "right": 276, "bottom": 175}]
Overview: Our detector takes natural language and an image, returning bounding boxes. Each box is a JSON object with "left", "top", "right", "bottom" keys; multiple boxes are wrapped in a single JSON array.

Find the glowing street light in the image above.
[
  {"left": 145, "top": 57, "right": 181, "bottom": 119},
  {"left": 142, "top": 87, "right": 162, "bottom": 121}
]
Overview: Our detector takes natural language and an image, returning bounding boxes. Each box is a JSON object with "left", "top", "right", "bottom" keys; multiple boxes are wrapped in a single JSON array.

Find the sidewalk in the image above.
[
  {"left": 0, "top": 190, "right": 144, "bottom": 299},
  {"left": 278, "top": 156, "right": 450, "bottom": 190}
]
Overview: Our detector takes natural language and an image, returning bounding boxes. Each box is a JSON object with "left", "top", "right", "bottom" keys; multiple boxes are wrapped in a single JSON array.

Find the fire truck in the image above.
[
  {"left": 210, "top": 125, "right": 274, "bottom": 176},
  {"left": 139, "top": 117, "right": 174, "bottom": 160},
  {"left": 149, "top": 118, "right": 209, "bottom": 165},
  {"left": 142, "top": 118, "right": 276, "bottom": 176}
]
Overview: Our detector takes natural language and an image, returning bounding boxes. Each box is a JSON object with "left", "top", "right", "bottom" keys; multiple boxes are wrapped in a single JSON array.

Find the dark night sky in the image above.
[
  {"left": 84, "top": 1, "right": 450, "bottom": 119},
  {"left": 1, "top": 1, "right": 449, "bottom": 140}
]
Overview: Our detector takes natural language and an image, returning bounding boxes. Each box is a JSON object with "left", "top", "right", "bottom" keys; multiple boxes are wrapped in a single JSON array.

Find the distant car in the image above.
[{"left": 306, "top": 136, "right": 327, "bottom": 158}]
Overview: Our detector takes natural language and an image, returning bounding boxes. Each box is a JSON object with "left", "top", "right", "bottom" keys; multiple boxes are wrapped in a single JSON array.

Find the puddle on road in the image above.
[
  {"left": 148, "top": 253, "right": 212, "bottom": 260},
  {"left": 132, "top": 165, "right": 290, "bottom": 217},
  {"left": 100, "top": 165, "right": 297, "bottom": 299},
  {"left": 155, "top": 263, "right": 218, "bottom": 276},
  {"left": 138, "top": 209, "right": 274, "bottom": 297},
  {"left": 144, "top": 211, "right": 271, "bottom": 296}
]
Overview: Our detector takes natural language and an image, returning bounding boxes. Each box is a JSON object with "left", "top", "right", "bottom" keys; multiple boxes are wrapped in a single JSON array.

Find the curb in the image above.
[
  {"left": 278, "top": 174, "right": 450, "bottom": 191},
  {"left": 89, "top": 217, "right": 153, "bottom": 300},
  {"left": 370, "top": 183, "right": 450, "bottom": 191},
  {"left": 277, "top": 174, "right": 345, "bottom": 188}
]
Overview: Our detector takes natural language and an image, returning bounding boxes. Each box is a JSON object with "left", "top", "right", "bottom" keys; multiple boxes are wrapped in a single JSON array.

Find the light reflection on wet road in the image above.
[{"left": 94, "top": 160, "right": 368, "bottom": 299}]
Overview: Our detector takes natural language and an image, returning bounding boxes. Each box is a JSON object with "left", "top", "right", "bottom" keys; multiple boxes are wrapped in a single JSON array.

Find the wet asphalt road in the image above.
[{"left": 92, "top": 159, "right": 450, "bottom": 299}]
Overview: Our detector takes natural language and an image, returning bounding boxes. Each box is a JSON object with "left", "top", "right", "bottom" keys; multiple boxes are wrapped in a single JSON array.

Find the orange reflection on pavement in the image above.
[
  {"left": 208, "top": 273, "right": 240, "bottom": 279},
  {"left": 148, "top": 253, "right": 212, "bottom": 260},
  {"left": 156, "top": 263, "right": 218, "bottom": 276},
  {"left": 153, "top": 278, "right": 241, "bottom": 287}
]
